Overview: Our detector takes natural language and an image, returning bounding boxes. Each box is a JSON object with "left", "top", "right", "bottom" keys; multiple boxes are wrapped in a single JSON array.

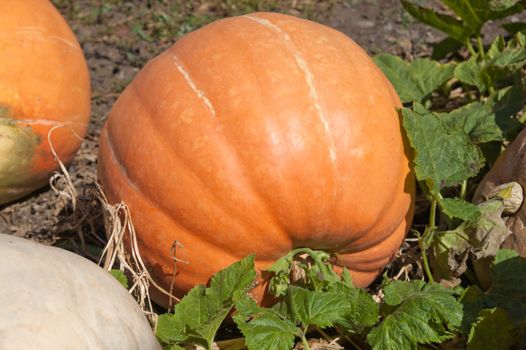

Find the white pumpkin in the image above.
[{"left": 0, "top": 234, "right": 161, "bottom": 350}]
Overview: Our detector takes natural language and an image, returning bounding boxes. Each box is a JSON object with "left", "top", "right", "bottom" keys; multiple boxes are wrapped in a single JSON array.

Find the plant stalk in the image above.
[
  {"left": 429, "top": 199, "right": 437, "bottom": 230},
  {"left": 419, "top": 233, "right": 435, "bottom": 283},
  {"left": 301, "top": 329, "right": 312, "bottom": 350},
  {"left": 466, "top": 39, "right": 477, "bottom": 57},
  {"left": 476, "top": 36, "right": 485, "bottom": 58},
  {"left": 460, "top": 180, "right": 467, "bottom": 200}
]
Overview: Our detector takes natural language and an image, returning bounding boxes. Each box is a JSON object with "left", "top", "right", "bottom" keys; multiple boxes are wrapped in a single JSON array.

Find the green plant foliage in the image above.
[
  {"left": 266, "top": 248, "right": 340, "bottom": 297},
  {"left": 461, "top": 251, "right": 526, "bottom": 330},
  {"left": 156, "top": 255, "right": 256, "bottom": 350},
  {"left": 373, "top": 54, "right": 455, "bottom": 103},
  {"left": 401, "top": 0, "right": 524, "bottom": 45},
  {"left": 109, "top": 269, "right": 128, "bottom": 288},
  {"left": 467, "top": 308, "right": 515, "bottom": 350},
  {"left": 437, "top": 92, "right": 523, "bottom": 145},
  {"left": 401, "top": 103, "right": 484, "bottom": 192},
  {"left": 367, "top": 280, "right": 462, "bottom": 350}
]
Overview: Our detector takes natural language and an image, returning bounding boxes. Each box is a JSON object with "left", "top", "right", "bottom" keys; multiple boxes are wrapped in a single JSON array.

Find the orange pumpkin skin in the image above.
[
  {"left": 0, "top": 0, "right": 90, "bottom": 204},
  {"left": 98, "top": 12, "right": 415, "bottom": 305}
]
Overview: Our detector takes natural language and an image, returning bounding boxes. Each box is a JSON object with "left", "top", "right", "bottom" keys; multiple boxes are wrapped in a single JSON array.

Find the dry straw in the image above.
[{"left": 47, "top": 125, "right": 179, "bottom": 329}]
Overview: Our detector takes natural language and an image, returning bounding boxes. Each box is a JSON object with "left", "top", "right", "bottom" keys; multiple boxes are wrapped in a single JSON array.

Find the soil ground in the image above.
[{"left": 1, "top": 1, "right": 524, "bottom": 256}]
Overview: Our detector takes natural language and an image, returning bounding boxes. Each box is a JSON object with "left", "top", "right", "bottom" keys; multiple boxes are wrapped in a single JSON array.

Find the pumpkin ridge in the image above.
[
  {"left": 243, "top": 14, "right": 338, "bottom": 206},
  {"left": 100, "top": 129, "right": 249, "bottom": 276},
  {"left": 172, "top": 54, "right": 216, "bottom": 117},
  {"left": 105, "top": 94, "right": 290, "bottom": 258},
  {"left": 102, "top": 128, "right": 140, "bottom": 191},
  {"left": 115, "top": 62, "right": 296, "bottom": 257}
]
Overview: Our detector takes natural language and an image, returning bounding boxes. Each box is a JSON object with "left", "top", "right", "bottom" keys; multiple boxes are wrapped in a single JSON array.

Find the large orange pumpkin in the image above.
[
  {"left": 98, "top": 12, "right": 414, "bottom": 305},
  {"left": 0, "top": 0, "right": 90, "bottom": 205}
]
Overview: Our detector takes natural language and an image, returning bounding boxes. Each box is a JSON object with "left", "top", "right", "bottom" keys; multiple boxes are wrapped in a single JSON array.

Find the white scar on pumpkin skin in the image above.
[
  {"left": 1, "top": 27, "right": 80, "bottom": 50},
  {"left": 243, "top": 15, "right": 338, "bottom": 200},
  {"left": 11, "top": 119, "right": 83, "bottom": 127},
  {"left": 172, "top": 55, "right": 216, "bottom": 117},
  {"left": 103, "top": 129, "right": 140, "bottom": 191}
]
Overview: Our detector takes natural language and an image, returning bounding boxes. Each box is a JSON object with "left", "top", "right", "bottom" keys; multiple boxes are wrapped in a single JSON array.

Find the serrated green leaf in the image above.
[
  {"left": 502, "top": 22, "right": 526, "bottom": 34},
  {"left": 439, "top": 102, "right": 503, "bottom": 143},
  {"left": 330, "top": 283, "right": 379, "bottom": 333},
  {"left": 401, "top": 0, "right": 473, "bottom": 42},
  {"left": 367, "top": 280, "right": 462, "bottom": 350},
  {"left": 208, "top": 254, "right": 257, "bottom": 305},
  {"left": 493, "top": 248, "right": 520, "bottom": 263},
  {"left": 373, "top": 54, "right": 455, "bottom": 103},
  {"left": 402, "top": 103, "right": 484, "bottom": 190},
  {"left": 462, "top": 250, "right": 526, "bottom": 328},
  {"left": 234, "top": 295, "right": 299, "bottom": 350},
  {"left": 440, "top": 100, "right": 523, "bottom": 146},
  {"left": 439, "top": 87, "right": 524, "bottom": 144},
  {"left": 156, "top": 313, "right": 186, "bottom": 344},
  {"left": 266, "top": 248, "right": 339, "bottom": 297},
  {"left": 454, "top": 57, "right": 489, "bottom": 93},
  {"left": 441, "top": 0, "right": 483, "bottom": 31},
  {"left": 156, "top": 255, "right": 256, "bottom": 348},
  {"left": 109, "top": 269, "right": 128, "bottom": 289},
  {"left": 490, "top": 249, "right": 526, "bottom": 299},
  {"left": 456, "top": 35, "right": 526, "bottom": 93},
  {"left": 439, "top": 197, "right": 481, "bottom": 222},
  {"left": 486, "top": 0, "right": 524, "bottom": 20},
  {"left": 468, "top": 0, "right": 523, "bottom": 21},
  {"left": 432, "top": 37, "right": 464, "bottom": 59},
  {"left": 286, "top": 286, "right": 355, "bottom": 328},
  {"left": 489, "top": 85, "right": 524, "bottom": 141},
  {"left": 467, "top": 308, "right": 515, "bottom": 350}
]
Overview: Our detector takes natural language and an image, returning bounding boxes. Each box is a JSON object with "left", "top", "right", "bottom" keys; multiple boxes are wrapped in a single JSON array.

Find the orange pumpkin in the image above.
[
  {"left": 98, "top": 12, "right": 414, "bottom": 305},
  {"left": 0, "top": 0, "right": 90, "bottom": 204}
]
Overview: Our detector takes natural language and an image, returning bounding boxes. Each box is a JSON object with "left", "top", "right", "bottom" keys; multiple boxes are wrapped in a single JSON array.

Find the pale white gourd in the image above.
[{"left": 0, "top": 234, "right": 161, "bottom": 350}]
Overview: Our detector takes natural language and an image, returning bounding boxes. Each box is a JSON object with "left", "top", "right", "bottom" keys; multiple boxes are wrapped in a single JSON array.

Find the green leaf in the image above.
[
  {"left": 465, "top": 0, "right": 523, "bottom": 21},
  {"left": 438, "top": 197, "right": 481, "bottom": 222},
  {"left": 439, "top": 87, "right": 524, "bottom": 144},
  {"left": 461, "top": 250, "right": 526, "bottom": 327},
  {"left": 330, "top": 283, "right": 380, "bottom": 333},
  {"left": 234, "top": 295, "right": 299, "bottom": 350},
  {"left": 441, "top": 0, "right": 483, "bottom": 31},
  {"left": 373, "top": 54, "right": 455, "bottom": 103},
  {"left": 367, "top": 280, "right": 462, "bottom": 350},
  {"left": 109, "top": 269, "right": 128, "bottom": 289},
  {"left": 490, "top": 249, "right": 526, "bottom": 300},
  {"left": 401, "top": 0, "right": 473, "bottom": 42},
  {"left": 286, "top": 286, "right": 359, "bottom": 329},
  {"left": 454, "top": 57, "right": 489, "bottom": 93},
  {"left": 439, "top": 102, "right": 502, "bottom": 144},
  {"left": 157, "top": 313, "right": 186, "bottom": 344},
  {"left": 502, "top": 22, "right": 526, "bottom": 34},
  {"left": 266, "top": 248, "right": 340, "bottom": 297},
  {"left": 467, "top": 308, "right": 515, "bottom": 350},
  {"left": 489, "top": 86, "right": 524, "bottom": 141},
  {"left": 486, "top": 0, "right": 524, "bottom": 20},
  {"left": 432, "top": 37, "right": 464, "bottom": 59},
  {"left": 402, "top": 103, "right": 484, "bottom": 191},
  {"left": 156, "top": 255, "right": 257, "bottom": 348}
]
